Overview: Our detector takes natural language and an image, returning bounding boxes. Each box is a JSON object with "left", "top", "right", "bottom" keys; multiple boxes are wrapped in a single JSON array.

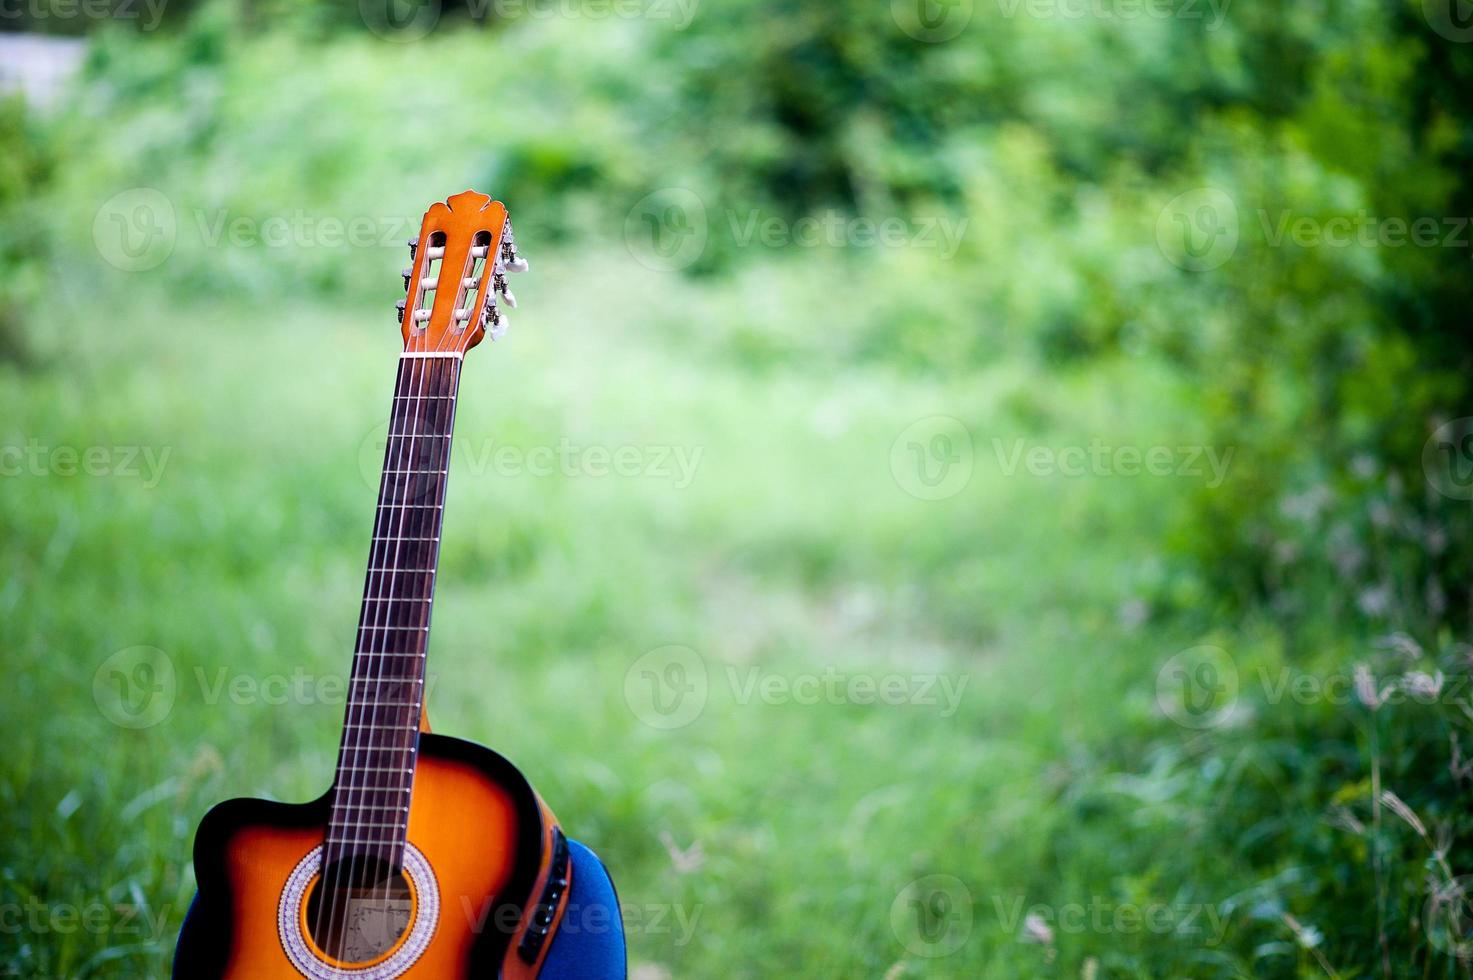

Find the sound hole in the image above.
[{"left": 305, "top": 858, "right": 413, "bottom": 965}]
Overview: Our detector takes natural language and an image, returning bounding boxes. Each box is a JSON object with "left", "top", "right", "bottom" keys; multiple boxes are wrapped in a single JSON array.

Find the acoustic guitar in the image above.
[{"left": 174, "top": 191, "right": 575, "bottom": 978}]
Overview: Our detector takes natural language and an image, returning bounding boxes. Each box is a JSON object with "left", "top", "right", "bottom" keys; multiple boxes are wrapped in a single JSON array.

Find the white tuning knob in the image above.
[
  {"left": 505, "top": 255, "right": 529, "bottom": 274},
  {"left": 494, "top": 274, "right": 517, "bottom": 309}
]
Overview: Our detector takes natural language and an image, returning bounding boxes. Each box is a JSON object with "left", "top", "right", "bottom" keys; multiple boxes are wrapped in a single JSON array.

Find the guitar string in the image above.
[
  {"left": 325, "top": 237, "right": 439, "bottom": 959},
  {"left": 326, "top": 227, "right": 475, "bottom": 962},
  {"left": 366, "top": 231, "right": 482, "bottom": 932},
  {"left": 315, "top": 347, "right": 398, "bottom": 957},
  {"left": 375, "top": 353, "right": 455, "bottom": 939},
  {"left": 342, "top": 307, "right": 441, "bottom": 954},
  {"left": 320, "top": 223, "right": 495, "bottom": 964},
  {"left": 321, "top": 349, "right": 417, "bottom": 961},
  {"left": 336, "top": 346, "right": 429, "bottom": 958},
  {"left": 368, "top": 353, "right": 442, "bottom": 937}
]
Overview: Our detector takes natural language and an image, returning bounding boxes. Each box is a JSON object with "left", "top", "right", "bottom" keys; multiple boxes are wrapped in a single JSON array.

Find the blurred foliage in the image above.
[
  {"left": 3, "top": 0, "right": 1473, "bottom": 973},
  {"left": 0, "top": 96, "right": 53, "bottom": 363},
  {"left": 34, "top": 0, "right": 1469, "bottom": 639}
]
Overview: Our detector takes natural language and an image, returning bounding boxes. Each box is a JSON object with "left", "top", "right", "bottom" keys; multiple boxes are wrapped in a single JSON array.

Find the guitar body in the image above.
[{"left": 175, "top": 734, "right": 573, "bottom": 979}]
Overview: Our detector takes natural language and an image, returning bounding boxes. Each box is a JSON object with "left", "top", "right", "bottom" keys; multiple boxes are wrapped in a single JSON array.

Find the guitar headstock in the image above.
[{"left": 395, "top": 190, "right": 529, "bottom": 356}]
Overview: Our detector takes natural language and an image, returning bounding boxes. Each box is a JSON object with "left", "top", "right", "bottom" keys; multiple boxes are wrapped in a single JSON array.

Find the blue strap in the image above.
[{"left": 539, "top": 839, "right": 628, "bottom": 979}]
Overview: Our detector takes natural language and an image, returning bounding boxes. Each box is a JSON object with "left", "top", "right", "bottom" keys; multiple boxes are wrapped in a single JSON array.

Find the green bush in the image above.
[{"left": 0, "top": 95, "right": 54, "bottom": 363}]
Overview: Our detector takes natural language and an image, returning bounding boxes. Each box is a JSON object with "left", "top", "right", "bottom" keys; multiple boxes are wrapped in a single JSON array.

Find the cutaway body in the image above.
[
  {"left": 174, "top": 734, "right": 572, "bottom": 979},
  {"left": 176, "top": 192, "right": 590, "bottom": 977}
]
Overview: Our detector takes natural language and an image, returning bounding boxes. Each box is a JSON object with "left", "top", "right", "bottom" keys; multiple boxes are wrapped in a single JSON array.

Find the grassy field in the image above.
[
  {"left": 3, "top": 5, "right": 1472, "bottom": 975},
  {"left": 0, "top": 249, "right": 1243, "bottom": 972},
  {"left": 1, "top": 246, "right": 1368, "bottom": 978}
]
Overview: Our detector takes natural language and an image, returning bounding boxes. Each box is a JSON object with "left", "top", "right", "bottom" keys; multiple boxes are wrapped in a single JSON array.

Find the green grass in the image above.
[
  {"left": 5, "top": 9, "right": 1472, "bottom": 976},
  {"left": 0, "top": 250, "right": 1451, "bottom": 978}
]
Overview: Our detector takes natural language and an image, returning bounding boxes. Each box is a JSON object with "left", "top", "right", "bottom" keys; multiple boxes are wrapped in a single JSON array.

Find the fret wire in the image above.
[
  {"left": 333, "top": 793, "right": 410, "bottom": 801},
  {"left": 326, "top": 822, "right": 406, "bottom": 831},
  {"left": 334, "top": 781, "right": 414, "bottom": 790},
  {"left": 366, "top": 530, "right": 442, "bottom": 545},
  {"left": 336, "top": 720, "right": 420, "bottom": 730},
  {"left": 383, "top": 432, "right": 452, "bottom": 441},
  {"left": 360, "top": 571, "right": 439, "bottom": 583},
  {"left": 358, "top": 588, "right": 436, "bottom": 600},
  {"left": 333, "top": 358, "right": 459, "bottom": 851},
  {"left": 338, "top": 710, "right": 421, "bottom": 722},
  {"left": 372, "top": 498, "right": 446, "bottom": 510}
]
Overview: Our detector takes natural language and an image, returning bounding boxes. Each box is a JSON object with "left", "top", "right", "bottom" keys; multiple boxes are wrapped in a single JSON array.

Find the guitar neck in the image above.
[{"left": 326, "top": 353, "right": 463, "bottom": 871}]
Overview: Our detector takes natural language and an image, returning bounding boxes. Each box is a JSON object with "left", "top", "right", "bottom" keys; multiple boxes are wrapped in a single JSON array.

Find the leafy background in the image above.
[{"left": 1, "top": 0, "right": 1472, "bottom": 976}]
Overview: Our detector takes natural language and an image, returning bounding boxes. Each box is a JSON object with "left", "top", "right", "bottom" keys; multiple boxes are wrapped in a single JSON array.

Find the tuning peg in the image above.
[
  {"left": 500, "top": 239, "right": 529, "bottom": 274},
  {"left": 494, "top": 274, "right": 517, "bottom": 309},
  {"left": 402, "top": 267, "right": 413, "bottom": 291},
  {"left": 486, "top": 303, "right": 509, "bottom": 341},
  {"left": 407, "top": 237, "right": 419, "bottom": 259},
  {"left": 395, "top": 298, "right": 406, "bottom": 324}
]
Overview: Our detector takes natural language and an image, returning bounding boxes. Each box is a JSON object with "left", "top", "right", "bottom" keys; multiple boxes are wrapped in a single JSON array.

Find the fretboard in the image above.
[{"left": 324, "top": 354, "right": 462, "bottom": 874}]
